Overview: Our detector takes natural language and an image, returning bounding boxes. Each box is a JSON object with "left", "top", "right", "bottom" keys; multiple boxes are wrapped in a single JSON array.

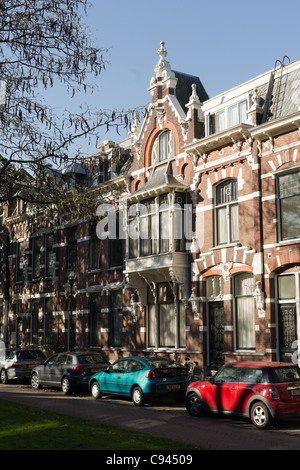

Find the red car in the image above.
[{"left": 185, "top": 362, "right": 300, "bottom": 429}]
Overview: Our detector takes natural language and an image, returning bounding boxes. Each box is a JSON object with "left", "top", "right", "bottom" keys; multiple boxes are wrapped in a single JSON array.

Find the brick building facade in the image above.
[{"left": 1, "top": 43, "right": 300, "bottom": 375}]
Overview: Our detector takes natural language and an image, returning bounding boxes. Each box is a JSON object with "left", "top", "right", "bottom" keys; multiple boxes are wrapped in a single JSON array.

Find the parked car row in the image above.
[{"left": 1, "top": 349, "right": 300, "bottom": 430}]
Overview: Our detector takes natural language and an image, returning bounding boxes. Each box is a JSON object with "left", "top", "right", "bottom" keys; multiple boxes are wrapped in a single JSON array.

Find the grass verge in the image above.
[{"left": 0, "top": 399, "right": 205, "bottom": 450}]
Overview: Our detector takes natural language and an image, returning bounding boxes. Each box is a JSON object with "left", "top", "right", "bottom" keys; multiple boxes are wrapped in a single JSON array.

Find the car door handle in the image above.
[{"left": 231, "top": 387, "right": 237, "bottom": 390}]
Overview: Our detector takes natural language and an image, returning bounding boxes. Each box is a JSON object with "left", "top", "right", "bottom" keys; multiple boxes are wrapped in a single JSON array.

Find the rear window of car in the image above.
[
  {"left": 16, "top": 350, "right": 45, "bottom": 360},
  {"left": 268, "top": 367, "right": 300, "bottom": 383},
  {"left": 143, "top": 357, "right": 184, "bottom": 369},
  {"left": 77, "top": 354, "right": 107, "bottom": 365},
  {"left": 16, "top": 351, "right": 36, "bottom": 360}
]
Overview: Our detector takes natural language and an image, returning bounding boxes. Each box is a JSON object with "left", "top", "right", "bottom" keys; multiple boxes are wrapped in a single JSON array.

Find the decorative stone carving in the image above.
[
  {"left": 189, "top": 287, "right": 200, "bottom": 320},
  {"left": 253, "top": 281, "right": 265, "bottom": 318}
]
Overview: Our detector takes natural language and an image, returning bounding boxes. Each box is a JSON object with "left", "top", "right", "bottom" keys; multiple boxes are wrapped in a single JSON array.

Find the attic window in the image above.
[
  {"left": 209, "top": 99, "right": 248, "bottom": 135},
  {"left": 151, "top": 130, "right": 176, "bottom": 165}
]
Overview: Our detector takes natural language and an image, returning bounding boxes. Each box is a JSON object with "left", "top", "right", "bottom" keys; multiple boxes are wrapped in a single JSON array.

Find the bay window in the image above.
[{"left": 128, "top": 192, "right": 187, "bottom": 258}]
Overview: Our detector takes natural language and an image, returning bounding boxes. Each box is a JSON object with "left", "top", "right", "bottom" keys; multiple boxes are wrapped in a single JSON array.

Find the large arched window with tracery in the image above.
[{"left": 151, "top": 130, "right": 176, "bottom": 165}]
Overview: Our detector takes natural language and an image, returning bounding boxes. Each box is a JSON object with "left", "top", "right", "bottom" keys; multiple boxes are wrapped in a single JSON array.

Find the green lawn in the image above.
[{"left": 0, "top": 399, "right": 204, "bottom": 450}]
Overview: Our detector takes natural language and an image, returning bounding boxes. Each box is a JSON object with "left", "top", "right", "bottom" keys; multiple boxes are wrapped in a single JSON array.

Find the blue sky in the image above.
[{"left": 52, "top": 0, "right": 300, "bottom": 155}]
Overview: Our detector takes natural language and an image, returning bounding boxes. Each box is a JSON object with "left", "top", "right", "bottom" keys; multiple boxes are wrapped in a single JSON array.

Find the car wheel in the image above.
[
  {"left": 31, "top": 372, "right": 41, "bottom": 390},
  {"left": 186, "top": 392, "right": 204, "bottom": 417},
  {"left": 0, "top": 369, "right": 8, "bottom": 384},
  {"left": 61, "top": 377, "right": 71, "bottom": 395},
  {"left": 91, "top": 381, "right": 102, "bottom": 399},
  {"left": 132, "top": 386, "right": 145, "bottom": 407},
  {"left": 251, "top": 402, "right": 272, "bottom": 429}
]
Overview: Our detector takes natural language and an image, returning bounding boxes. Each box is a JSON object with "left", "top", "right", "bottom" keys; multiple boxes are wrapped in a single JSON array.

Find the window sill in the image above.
[
  {"left": 278, "top": 238, "right": 300, "bottom": 247},
  {"left": 210, "top": 242, "right": 241, "bottom": 251}
]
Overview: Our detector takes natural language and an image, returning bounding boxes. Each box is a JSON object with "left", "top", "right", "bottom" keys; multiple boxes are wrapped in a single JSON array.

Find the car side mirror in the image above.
[
  {"left": 106, "top": 367, "right": 111, "bottom": 373},
  {"left": 209, "top": 377, "right": 215, "bottom": 385}
]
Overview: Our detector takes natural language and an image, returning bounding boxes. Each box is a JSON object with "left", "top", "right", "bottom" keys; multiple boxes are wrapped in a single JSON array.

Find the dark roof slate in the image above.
[{"left": 173, "top": 70, "right": 209, "bottom": 113}]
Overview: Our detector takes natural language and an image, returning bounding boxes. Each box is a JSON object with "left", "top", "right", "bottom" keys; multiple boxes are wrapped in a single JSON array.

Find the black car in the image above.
[
  {"left": 0, "top": 348, "right": 46, "bottom": 384},
  {"left": 31, "top": 351, "right": 110, "bottom": 394}
]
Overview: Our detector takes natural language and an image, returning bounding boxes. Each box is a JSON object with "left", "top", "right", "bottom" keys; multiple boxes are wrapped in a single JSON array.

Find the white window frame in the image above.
[
  {"left": 214, "top": 179, "right": 239, "bottom": 247},
  {"left": 207, "top": 97, "right": 249, "bottom": 136}
]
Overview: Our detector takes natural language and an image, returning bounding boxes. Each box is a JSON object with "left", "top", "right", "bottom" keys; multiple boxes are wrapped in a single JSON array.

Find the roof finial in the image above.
[{"left": 154, "top": 40, "right": 172, "bottom": 79}]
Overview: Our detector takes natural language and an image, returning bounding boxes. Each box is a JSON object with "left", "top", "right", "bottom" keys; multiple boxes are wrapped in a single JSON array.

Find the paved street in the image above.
[{"left": 1, "top": 383, "right": 300, "bottom": 450}]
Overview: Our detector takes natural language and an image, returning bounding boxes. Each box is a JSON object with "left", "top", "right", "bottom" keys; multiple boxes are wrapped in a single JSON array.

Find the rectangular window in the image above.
[
  {"left": 215, "top": 110, "right": 226, "bottom": 133},
  {"left": 110, "top": 214, "right": 123, "bottom": 267},
  {"left": 89, "top": 223, "right": 101, "bottom": 270},
  {"left": 147, "top": 283, "right": 186, "bottom": 349},
  {"left": 215, "top": 180, "right": 239, "bottom": 246},
  {"left": 31, "top": 300, "right": 39, "bottom": 345},
  {"left": 67, "top": 227, "right": 77, "bottom": 269},
  {"left": 90, "top": 294, "right": 102, "bottom": 346},
  {"left": 278, "top": 171, "right": 300, "bottom": 241},
  {"left": 111, "top": 290, "right": 123, "bottom": 347},
  {"left": 278, "top": 274, "right": 296, "bottom": 300},
  {"left": 159, "top": 194, "right": 169, "bottom": 253},
  {"left": 16, "top": 242, "right": 24, "bottom": 282},
  {"left": 239, "top": 100, "right": 247, "bottom": 123},
  {"left": 228, "top": 104, "right": 238, "bottom": 127},
  {"left": 45, "top": 235, "right": 54, "bottom": 277},
  {"left": 32, "top": 238, "right": 41, "bottom": 279},
  {"left": 210, "top": 99, "right": 248, "bottom": 135},
  {"left": 235, "top": 274, "right": 255, "bottom": 350},
  {"left": 44, "top": 298, "right": 53, "bottom": 344}
]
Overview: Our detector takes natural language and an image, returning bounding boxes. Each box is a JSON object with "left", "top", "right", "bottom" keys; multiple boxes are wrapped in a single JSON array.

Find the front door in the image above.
[
  {"left": 279, "top": 304, "right": 297, "bottom": 363},
  {"left": 209, "top": 302, "right": 225, "bottom": 371}
]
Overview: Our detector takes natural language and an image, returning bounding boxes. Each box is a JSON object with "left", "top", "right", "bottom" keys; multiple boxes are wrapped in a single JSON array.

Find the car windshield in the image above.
[
  {"left": 269, "top": 367, "right": 300, "bottom": 383},
  {"left": 77, "top": 354, "right": 107, "bottom": 365},
  {"left": 142, "top": 357, "right": 184, "bottom": 369}
]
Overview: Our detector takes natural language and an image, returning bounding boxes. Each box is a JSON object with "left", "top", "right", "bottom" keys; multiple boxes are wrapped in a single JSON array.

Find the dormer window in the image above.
[
  {"left": 151, "top": 130, "right": 176, "bottom": 165},
  {"left": 208, "top": 99, "right": 248, "bottom": 135}
]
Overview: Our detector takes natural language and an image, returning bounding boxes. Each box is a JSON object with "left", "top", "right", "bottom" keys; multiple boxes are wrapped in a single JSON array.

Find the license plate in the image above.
[
  {"left": 29, "top": 364, "right": 38, "bottom": 368},
  {"left": 167, "top": 384, "right": 180, "bottom": 390},
  {"left": 92, "top": 368, "right": 102, "bottom": 373},
  {"left": 291, "top": 389, "right": 300, "bottom": 396}
]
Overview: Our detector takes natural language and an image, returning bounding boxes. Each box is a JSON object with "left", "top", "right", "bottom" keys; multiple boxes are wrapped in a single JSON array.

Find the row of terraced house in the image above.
[{"left": 0, "top": 42, "right": 300, "bottom": 376}]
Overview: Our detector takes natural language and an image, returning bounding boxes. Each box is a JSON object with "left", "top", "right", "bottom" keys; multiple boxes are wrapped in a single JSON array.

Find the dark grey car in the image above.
[
  {"left": 31, "top": 351, "right": 110, "bottom": 394},
  {"left": 0, "top": 348, "right": 46, "bottom": 384}
]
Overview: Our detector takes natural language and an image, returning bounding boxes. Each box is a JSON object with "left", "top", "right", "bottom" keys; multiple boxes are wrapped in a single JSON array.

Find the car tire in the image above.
[
  {"left": 132, "top": 386, "right": 145, "bottom": 407},
  {"left": 0, "top": 369, "right": 8, "bottom": 384},
  {"left": 61, "top": 377, "right": 71, "bottom": 395},
  {"left": 91, "top": 381, "right": 102, "bottom": 399},
  {"left": 31, "top": 372, "right": 42, "bottom": 390},
  {"left": 186, "top": 392, "right": 205, "bottom": 417},
  {"left": 250, "top": 402, "right": 272, "bottom": 429}
]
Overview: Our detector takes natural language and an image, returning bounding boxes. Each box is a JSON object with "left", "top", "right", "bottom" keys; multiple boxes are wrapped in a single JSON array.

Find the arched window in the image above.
[
  {"left": 215, "top": 179, "right": 239, "bottom": 246},
  {"left": 151, "top": 130, "right": 176, "bottom": 165}
]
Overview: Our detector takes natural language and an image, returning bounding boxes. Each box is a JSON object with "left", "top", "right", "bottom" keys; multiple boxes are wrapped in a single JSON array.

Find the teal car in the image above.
[{"left": 88, "top": 356, "right": 189, "bottom": 406}]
